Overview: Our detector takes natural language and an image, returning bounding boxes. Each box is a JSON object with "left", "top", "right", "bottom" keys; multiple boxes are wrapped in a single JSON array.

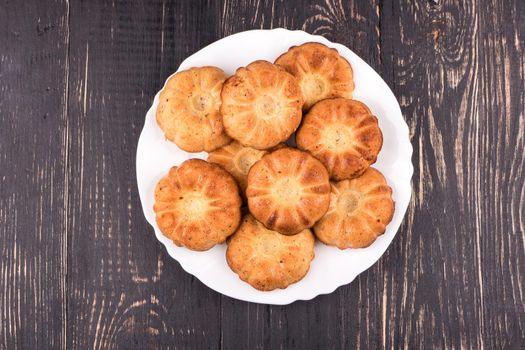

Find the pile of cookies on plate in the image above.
[{"left": 154, "top": 42, "right": 394, "bottom": 291}]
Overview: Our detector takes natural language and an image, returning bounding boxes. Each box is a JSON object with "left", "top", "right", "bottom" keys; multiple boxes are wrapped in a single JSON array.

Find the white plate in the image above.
[{"left": 136, "top": 28, "right": 413, "bottom": 305}]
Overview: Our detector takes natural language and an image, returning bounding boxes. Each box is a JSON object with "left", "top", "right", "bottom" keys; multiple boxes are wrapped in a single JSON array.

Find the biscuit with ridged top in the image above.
[
  {"left": 296, "top": 98, "right": 382, "bottom": 180},
  {"left": 154, "top": 159, "right": 242, "bottom": 251},
  {"left": 156, "top": 66, "right": 231, "bottom": 152},
  {"left": 226, "top": 214, "right": 315, "bottom": 291},
  {"left": 221, "top": 60, "right": 304, "bottom": 150},
  {"left": 314, "top": 167, "right": 394, "bottom": 249},
  {"left": 207, "top": 141, "right": 267, "bottom": 192},
  {"left": 246, "top": 148, "right": 330, "bottom": 235},
  {"left": 275, "top": 42, "right": 354, "bottom": 110}
]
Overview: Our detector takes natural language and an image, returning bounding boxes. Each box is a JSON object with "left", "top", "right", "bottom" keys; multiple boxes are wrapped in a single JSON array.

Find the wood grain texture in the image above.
[
  {"left": 476, "top": 1, "right": 525, "bottom": 347},
  {"left": 0, "top": 1, "right": 68, "bottom": 348},
  {"left": 380, "top": 0, "right": 525, "bottom": 348},
  {"left": 219, "top": 2, "right": 386, "bottom": 350},
  {"left": 65, "top": 1, "right": 223, "bottom": 349},
  {"left": 381, "top": 1, "right": 485, "bottom": 348},
  {"left": 0, "top": 0, "right": 524, "bottom": 349}
]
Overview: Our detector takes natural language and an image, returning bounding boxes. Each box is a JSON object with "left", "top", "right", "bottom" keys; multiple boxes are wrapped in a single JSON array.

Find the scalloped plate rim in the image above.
[{"left": 136, "top": 28, "right": 413, "bottom": 305}]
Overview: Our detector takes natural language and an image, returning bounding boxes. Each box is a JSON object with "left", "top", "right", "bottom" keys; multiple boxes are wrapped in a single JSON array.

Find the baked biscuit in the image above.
[
  {"left": 156, "top": 66, "right": 231, "bottom": 152},
  {"left": 314, "top": 168, "right": 394, "bottom": 249},
  {"left": 296, "top": 98, "right": 382, "bottom": 180},
  {"left": 221, "top": 61, "right": 304, "bottom": 149},
  {"left": 246, "top": 148, "right": 330, "bottom": 235},
  {"left": 275, "top": 42, "right": 354, "bottom": 110},
  {"left": 207, "top": 141, "right": 267, "bottom": 192},
  {"left": 154, "top": 159, "right": 242, "bottom": 251},
  {"left": 226, "top": 214, "right": 315, "bottom": 291}
]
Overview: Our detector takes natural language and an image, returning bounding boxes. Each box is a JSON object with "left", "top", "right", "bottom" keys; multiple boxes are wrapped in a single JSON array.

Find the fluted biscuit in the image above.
[
  {"left": 314, "top": 168, "right": 394, "bottom": 249},
  {"left": 207, "top": 141, "right": 267, "bottom": 192},
  {"left": 154, "top": 159, "right": 242, "bottom": 251},
  {"left": 275, "top": 42, "right": 354, "bottom": 110},
  {"left": 221, "top": 61, "right": 304, "bottom": 149},
  {"left": 246, "top": 148, "right": 330, "bottom": 235},
  {"left": 296, "top": 98, "right": 382, "bottom": 180},
  {"left": 227, "top": 214, "right": 315, "bottom": 291},
  {"left": 156, "top": 67, "right": 230, "bottom": 152}
]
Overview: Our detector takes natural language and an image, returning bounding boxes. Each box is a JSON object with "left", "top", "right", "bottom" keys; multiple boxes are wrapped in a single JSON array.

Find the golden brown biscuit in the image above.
[
  {"left": 226, "top": 214, "right": 315, "bottom": 291},
  {"left": 275, "top": 42, "right": 354, "bottom": 110},
  {"left": 207, "top": 141, "right": 267, "bottom": 192},
  {"left": 154, "top": 159, "right": 242, "bottom": 251},
  {"left": 246, "top": 148, "right": 331, "bottom": 235},
  {"left": 296, "top": 98, "right": 383, "bottom": 180},
  {"left": 221, "top": 60, "right": 304, "bottom": 149},
  {"left": 314, "top": 168, "right": 394, "bottom": 249},
  {"left": 156, "top": 66, "right": 231, "bottom": 152}
]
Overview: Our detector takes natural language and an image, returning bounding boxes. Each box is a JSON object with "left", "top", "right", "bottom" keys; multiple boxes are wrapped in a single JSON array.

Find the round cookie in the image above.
[
  {"left": 314, "top": 168, "right": 394, "bottom": 249},
  {"left": 296, "top": 98, "right": 383, "bottom": 180},
  {"left": 246, "top": 148, "right": 331, "bottom": 235},
  {"left": 154, "top": 159, "right": 242, "bottom": 251},
  {"left": 275, "top": 42, "right": 354, "bottom": 110},
  {"left": 207, "top": 141, "right": 267, "bottom": 192},
  {"left": 226, "top": 214, "right": 315, "bottom": 291},
  {"left": 221, "top": 60, "right": 304, "bottom": 149},
  {"left": 156, "top": 66, "right": 231, "bottom": 152}
]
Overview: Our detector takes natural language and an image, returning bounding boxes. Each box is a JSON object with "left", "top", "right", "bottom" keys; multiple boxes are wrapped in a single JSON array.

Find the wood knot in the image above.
[
  {"left": 428, "top": 19, "right": 445, "bottom": 47},
  {"left": 432, "top": 28, "right": 441, "bottom": 42}
]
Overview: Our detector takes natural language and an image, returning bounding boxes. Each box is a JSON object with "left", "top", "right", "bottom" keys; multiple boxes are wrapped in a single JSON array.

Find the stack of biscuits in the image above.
[{"left": 153, "top": 42, "right": 395, "bottom": 291}]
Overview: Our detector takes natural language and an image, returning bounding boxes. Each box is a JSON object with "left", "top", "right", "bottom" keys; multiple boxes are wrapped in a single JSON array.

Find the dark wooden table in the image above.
[{"left": 1, "top": 0, "right": 525, "bottom": 349}]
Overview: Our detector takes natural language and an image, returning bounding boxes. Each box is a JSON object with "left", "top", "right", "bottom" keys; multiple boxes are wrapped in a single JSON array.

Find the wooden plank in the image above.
[
  {"left": 379, "top": 0, "right": 484, "bottom": 348},
  {"left": 380, "top": 0, "right": 525, "bottom": 348},
  {"left": 476, "top": 1, "right": 525, "bottom": 348},
  {"left": 218, "top": 1, "right": 282, "bottom": 348},
  {"left": 218, "top": 1, "right": 382, "bottom": 350},
  {"left": 65, "top": 1, "right": 223, "bottom": 348},
  {"left": 301, "top": 2, "right": 384, "bottom": 349},
  {"left": 1, "top": 0, "right": 523, "bottom": 348},
  {"left": 0, "top": 0, "right": 69, "bottom": 348}
]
